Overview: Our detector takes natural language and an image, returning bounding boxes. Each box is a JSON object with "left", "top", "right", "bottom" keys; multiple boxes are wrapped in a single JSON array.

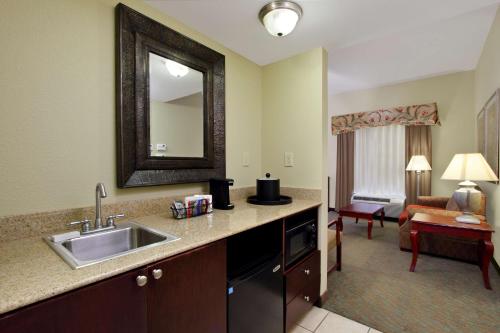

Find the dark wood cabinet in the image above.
[
  {"left": 147, "top": 239, "right": 227, "bottom": 333},
  {"left": 0, "top": 240, "right": 227, "bottom": 333},
  {"left": 285, "top": 251, "right": 321, "bottom": 332},
  {"left": 285, "top": 250, "right": 320, "bottom": 304},
  {"left": 286, "top": 274, "right": 320, "bottom": 330},
  {"left": 0, "top": 268, "right": 148, "bottom": 333}
]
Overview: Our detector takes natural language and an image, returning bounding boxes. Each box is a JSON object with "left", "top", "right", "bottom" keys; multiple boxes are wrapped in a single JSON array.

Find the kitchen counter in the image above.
[{"left": 0, "top": 199, "right": 321, "bottom": 315}]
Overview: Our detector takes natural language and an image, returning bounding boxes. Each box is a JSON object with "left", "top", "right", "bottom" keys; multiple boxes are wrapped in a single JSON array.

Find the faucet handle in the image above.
[
  {"left": 106, "top": 214, "right": 125, "bottom": 227},
  {"left": 69, "top": 218, "right": 91, "bottom": 233}
]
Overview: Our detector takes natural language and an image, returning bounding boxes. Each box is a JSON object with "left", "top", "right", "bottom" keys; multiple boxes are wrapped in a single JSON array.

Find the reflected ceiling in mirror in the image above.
[{"left": 149, "top": 52, "right": 204, "bottom": 158}]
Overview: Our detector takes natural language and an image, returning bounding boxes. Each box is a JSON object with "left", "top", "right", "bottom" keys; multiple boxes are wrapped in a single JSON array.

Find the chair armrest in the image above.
[
  {"left": 399, "top": 209, "right": 410, "bottom": 226},
  {"left": 416, "top": 196, "right": 449, "bottom": 208},
  {"left": 328, "top": 218, "right": 343, "bottom": 232}
]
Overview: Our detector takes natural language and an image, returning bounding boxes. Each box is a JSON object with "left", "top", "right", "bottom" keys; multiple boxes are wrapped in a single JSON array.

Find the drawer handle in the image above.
[
  {"left": 136, "top": 275, "right": 148, "bottom": 287},
  {"left": 304, "top": 269, "right": 310, "bottom": 275},
  {"left": 304, "top": 296, "right": 310, "bottom": 302},
  {"left": 152, "top": 269, "right": 163, "bottom": 280}
]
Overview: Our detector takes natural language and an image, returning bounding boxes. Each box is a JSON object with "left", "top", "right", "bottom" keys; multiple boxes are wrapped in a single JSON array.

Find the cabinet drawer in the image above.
[
  {"left": 286, "top": 250, "right": 320, "bottom": 304},
  {"left": 285, "top": 274, "right": 320, "bottom": 331}
]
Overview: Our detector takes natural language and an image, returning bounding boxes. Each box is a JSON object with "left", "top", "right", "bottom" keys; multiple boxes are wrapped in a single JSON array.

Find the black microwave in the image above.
[{"left": 285, "top": 210, "right": 317, "bottom": 268}]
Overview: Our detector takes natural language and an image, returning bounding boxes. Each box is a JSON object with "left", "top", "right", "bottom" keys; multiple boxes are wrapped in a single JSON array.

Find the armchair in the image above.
[{"left": 399, "top": 195, "right": 486, "bottom": 263}]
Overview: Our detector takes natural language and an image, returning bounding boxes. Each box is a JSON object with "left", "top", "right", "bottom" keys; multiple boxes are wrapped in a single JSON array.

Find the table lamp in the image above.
[
  {"left": 406, "top": 155, "right": 432, "bottom": 198},
  {"left": 441, "top": 153, "right": 498, "bottom": 224}
]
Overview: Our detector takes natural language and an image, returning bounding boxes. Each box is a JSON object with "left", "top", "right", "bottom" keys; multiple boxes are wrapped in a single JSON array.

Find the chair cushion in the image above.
[
  {"left": 399, "top": 204, "right": 445, "bottom": 226},
  {"left": 328, "top": 229, "right": 342, "bottom": 250},
  {"left": 407, "top": 205, "right": 448, "bottom": 217},
  {"left": 407, "top": 206, "right": 485, "bottom": 221}
]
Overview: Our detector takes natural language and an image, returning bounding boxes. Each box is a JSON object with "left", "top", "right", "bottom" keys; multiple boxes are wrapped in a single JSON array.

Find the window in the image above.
[{"left": 354, "top": 125, "right": 405, "bottom": 197}]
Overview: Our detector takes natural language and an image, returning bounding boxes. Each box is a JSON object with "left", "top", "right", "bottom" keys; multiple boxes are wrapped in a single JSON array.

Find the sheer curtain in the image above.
[{"left": 354, "top": 125, "right": 406, "bottom": 197}]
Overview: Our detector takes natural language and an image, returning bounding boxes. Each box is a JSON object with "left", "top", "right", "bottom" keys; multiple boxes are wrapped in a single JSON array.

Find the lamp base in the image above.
[
  {"left": 455, "top": 214, "right": 480, "bottom": 224},
  {"left": 452, "top": 180, "right": 482, "bottom": 223}
]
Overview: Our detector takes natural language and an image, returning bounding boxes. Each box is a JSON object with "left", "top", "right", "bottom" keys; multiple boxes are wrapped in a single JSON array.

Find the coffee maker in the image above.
[{"left": 209, "top": 178, "right": 234, "bottom": 210}]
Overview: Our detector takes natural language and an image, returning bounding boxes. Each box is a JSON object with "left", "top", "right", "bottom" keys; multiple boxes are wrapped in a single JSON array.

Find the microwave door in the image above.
[{"left": 286, "top": 226, "right": 313, "bottom": 266}]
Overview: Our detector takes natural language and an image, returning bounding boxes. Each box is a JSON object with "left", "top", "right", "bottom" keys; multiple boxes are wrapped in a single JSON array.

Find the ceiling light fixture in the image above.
[
  {"left": 259, "top": 1, "right": 303, "bottom": 37},
  {"left": 165, "top": 59, "right": 189, "bottom": 78}
]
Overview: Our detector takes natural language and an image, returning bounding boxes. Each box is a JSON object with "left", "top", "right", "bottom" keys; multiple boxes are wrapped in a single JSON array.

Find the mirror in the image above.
[
  {"left": 116, "top": 4, "right": 226, "bottom": 188},
  {"left": 148, "top": 53, "right": 204, "bottom": 158}
]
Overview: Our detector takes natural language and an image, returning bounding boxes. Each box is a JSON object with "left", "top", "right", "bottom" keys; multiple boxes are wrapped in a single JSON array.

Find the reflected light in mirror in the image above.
[{"left": 165, "top": 59, "right": 189, "bottom": 78}]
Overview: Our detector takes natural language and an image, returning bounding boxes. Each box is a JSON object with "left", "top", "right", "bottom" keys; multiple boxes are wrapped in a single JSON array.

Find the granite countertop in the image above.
[{"left": 0, "top": 199, "right": 321, "bottom": 315}]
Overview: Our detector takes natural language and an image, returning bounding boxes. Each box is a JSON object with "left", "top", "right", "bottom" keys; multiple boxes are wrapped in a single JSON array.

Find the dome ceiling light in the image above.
[{"left": 259, "top": 1, "right": 303, "bottom": 37}]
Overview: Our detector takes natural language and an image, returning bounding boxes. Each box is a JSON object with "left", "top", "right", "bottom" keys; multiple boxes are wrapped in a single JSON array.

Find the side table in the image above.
[
  {"left": 409, "top": 213, "right": 494, "bottom": 290},
  {"left": 338, "top": 203, "right": 385, "bottom": 240}
]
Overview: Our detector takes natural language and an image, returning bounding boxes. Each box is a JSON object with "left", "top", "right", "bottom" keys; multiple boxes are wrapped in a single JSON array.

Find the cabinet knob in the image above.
[
  {"left": 304, "top": 269, "right": 310, "bottom": 275},
  {"left": 304, "top": 296, "right": 310, "bottom": 302},
  {"left": 136, "top": 275, "right": 148, "bottom": 287},
  {"left": 152, "top": 269, "right": 163, "bottom": 280}
]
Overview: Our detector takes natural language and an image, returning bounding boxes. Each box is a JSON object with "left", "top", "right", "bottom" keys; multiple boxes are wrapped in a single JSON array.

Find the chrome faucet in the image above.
[
  {"left": 69, "top": 183, "right": 124, "bottom": 234},
  {"left": 95, "top": 182, "right": 107, "bottom": 229}
]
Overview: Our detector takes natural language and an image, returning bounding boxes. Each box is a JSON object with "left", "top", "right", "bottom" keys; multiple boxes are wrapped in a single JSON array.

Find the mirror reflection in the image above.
[{"left": 149, "top": 53, "right": 204, "bottom": 158}]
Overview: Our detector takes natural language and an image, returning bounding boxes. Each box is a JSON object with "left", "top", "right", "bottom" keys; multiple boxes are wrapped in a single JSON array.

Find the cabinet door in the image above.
[
  {"left": 148, "top": 239, "right": 227, "bottom": 333},
  {"left": 0, "top": 268, "right": 148, "bottom": 333}
]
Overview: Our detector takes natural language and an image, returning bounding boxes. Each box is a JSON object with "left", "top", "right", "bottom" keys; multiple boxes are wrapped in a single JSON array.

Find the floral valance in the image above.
[{"left": 331, "top": 103, "right": 440, "bottom": 135}]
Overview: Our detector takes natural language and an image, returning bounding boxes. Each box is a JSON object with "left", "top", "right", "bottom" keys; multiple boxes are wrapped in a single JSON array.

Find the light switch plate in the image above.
[
  {"left": 284, "top": 152, "right": 294, "bottom": 167},
  {"left": 156, "top": 143, "right": 167, "bottom": 151},
  {"left": 242, "top": 152, "right": 250, "bottom": 167}
]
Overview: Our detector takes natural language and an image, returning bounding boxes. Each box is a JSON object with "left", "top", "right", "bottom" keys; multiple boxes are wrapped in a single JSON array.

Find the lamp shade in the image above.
[
  {"left": 262, "top": 8, "right": 299, "bottom": 36},
  {"left": 441, "top": 153, "right": 498, "bottom": 181},
  {"left": 406, "top": 155, "right": 432, "bottom": 171}
]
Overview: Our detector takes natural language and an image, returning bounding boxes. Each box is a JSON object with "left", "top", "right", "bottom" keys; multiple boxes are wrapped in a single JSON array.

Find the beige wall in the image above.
[
  {"left": 262, "top": 48, "right": 329, "bottom": 294},
  {"left": 0, "top": 0, "right": 263, "bottom": 216},
  {"left": 150, "top": 94, "right": 204, "bottom": 157},
  {"left": 226, "top": 52, "right": 263, "bottom": 188},
  {"left": 262, "top": 49, "right": 326, "bottom": 189},
  {"left": 474, "top": 7, "right": 500, "bottom": 261},
  {"left": 328, "top": 71, "right": 476, "bottom": 207}
]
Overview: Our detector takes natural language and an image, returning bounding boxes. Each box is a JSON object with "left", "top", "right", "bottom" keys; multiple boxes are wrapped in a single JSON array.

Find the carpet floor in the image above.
[{"left": 323, "top": 215, "right": 500, "bottom": 333}]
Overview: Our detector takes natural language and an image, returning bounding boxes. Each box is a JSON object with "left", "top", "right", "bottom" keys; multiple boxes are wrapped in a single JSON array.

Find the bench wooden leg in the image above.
[
  {"left": 368, "top": 219, "right": 373, "bottom": 240},
  {"left": 337, "top": 243, "right": 342, "bottom": 271}
]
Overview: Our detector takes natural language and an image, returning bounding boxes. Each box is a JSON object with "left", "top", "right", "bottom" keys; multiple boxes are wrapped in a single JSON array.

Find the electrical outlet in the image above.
[
  {"left": 284, "top": 152, "right": 294, "bottom": 167},
  {"left": 242, "top": 152, "right": 250, "bottom": 167},
  {"left": 156, "top": 143, "right": 167, "bottom": 151}
]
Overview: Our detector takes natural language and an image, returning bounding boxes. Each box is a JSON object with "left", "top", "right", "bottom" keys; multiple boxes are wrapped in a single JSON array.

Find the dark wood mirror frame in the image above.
[{"left": 116, "top": 4, "right": 226, "bottom": 188}]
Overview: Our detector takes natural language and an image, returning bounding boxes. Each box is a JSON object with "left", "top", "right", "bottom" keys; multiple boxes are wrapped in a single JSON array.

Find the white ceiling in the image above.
[
  {"left": 146, "top": 0, "right": 500, "bottom": 95},
  {"left": 149, "top": 52, "right": 203, "bottom": 102}
]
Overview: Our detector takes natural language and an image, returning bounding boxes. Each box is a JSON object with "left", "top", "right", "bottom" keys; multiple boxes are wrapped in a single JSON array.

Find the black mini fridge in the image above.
[{"left": 227, "top": 221, "right": 283, "bottom": 333}]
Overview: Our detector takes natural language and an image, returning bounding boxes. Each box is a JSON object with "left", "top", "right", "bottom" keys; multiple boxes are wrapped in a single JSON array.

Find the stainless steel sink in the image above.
[{"left": 45, "top": 222, "right": 179, "bottom": 269}]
